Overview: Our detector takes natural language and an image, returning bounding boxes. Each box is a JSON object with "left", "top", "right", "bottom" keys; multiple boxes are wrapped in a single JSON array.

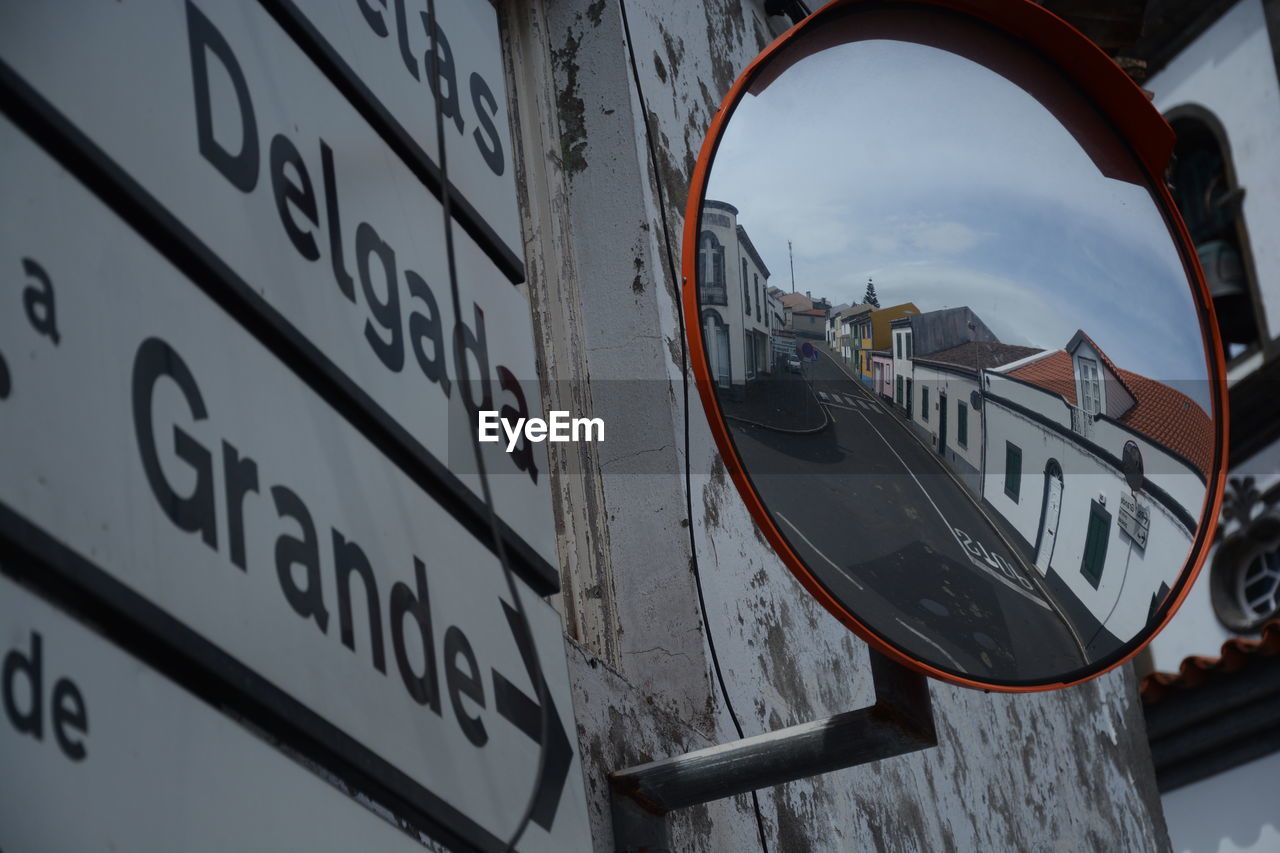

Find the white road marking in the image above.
[
  {"left": 819, "top": 397, "right": 880, "bottom": 415},
  {"left": 817, "top": 390, "right": 830, "bottom": 401},
  {"left": 776, "top": 512, "right": 864, "bottom": 591},
  {"left": 815, "top": 348, "right": 1072, "bottom": 644},
  {"left": 895, "top": 617, "right": 964, "bottom": 671},
  {"left": 851, "top": 409, "right": 1050, "bottom": 609}
]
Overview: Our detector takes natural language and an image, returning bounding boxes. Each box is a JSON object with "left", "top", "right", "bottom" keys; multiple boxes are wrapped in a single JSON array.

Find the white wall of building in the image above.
[
  {"left": 1148, "top": 0, "right": 1280, "bottom": 347},
  {"left": 983, "top": 374, "right": 1198, "bottom": 646},
  {"left": 1149, "top": 441, "right": 1280, "bottom": 669},
  {"left": 700, "top": 205, "right": 771, "bottom": 389},
  {"left": 909, "top": 369, "right": 936, "bottom": 434},
  {"left": 872, "top": 353, "right": 893, "bottom": 399},
  {"left": 1162, "top": 750, "right": 1280, "bottom": 853},
  {"left": 768, "top": 291, "right": 785, "bottom": 363},
  {"left": 911, "top": 364, "right": 982, "bottom": 475},
  {"left": 1142, "top": 0, "right": 1280, "bottom": 673},
  {"left": 1143, "top": 9, "right": 1280, "bottom": 849},
  {"left": 892, "top": 326, "right": 914, "bottom": 411}
]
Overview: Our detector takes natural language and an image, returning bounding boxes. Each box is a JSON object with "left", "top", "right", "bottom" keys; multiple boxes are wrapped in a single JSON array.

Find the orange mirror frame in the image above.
[{"left": 681, "top": 0, "right": 1229, "bottom": 691}]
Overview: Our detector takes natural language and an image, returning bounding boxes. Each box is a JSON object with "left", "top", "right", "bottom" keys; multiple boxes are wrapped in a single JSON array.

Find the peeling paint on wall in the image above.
[
  {"left": 703, "top": 0, "right": 749, "bottom": 95},
  {"left": 551, "top": 29, "right": 588, "bottom": 176}
]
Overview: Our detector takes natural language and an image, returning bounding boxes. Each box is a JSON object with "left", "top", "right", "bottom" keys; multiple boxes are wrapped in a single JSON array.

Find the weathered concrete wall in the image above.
[{"left": 504, "top": 1, "right": 1171, "bottom": 849}]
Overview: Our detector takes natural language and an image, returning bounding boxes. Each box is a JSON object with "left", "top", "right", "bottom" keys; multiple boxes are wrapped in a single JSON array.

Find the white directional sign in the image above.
[
  {"left": 0, "top": 575, "right": 452, "bottom": 853},
  {"left": 293, "top": 0, "right": 525, "bottom": 271},
  {"left": 0, "top": 0, "right": 556, "bottom": 573},
  {"left": 0, "top": 120, "right": 591, "bottom": 852},
  {"left": 1119, "top": 492, "right": 1151, "bottom": 549}
]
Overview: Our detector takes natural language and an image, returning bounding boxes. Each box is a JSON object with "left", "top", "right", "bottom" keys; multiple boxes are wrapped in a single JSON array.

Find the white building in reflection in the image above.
[
  {"left": 767, "top": 288, "right": 789, "bottom": 363},
  {"left": 826, "top": 302, "right": 849, "bottom": 349},
  {"left": 909, "top": 340, "right": 1040, "bottom": 495},
  {"left": 698, "top": 200, "right": 772, "bottom": 393},
  {"left": 980, "top": 330, "right": 1213, "bottom": 657},
  {"left": 892, "top": 306, "right": 996, "bottom": 423}
]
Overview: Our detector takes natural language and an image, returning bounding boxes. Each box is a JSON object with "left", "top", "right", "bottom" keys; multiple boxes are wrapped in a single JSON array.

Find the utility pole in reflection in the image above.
[{"left": 789, "top": 240, "right": 795, "bottom": 293}]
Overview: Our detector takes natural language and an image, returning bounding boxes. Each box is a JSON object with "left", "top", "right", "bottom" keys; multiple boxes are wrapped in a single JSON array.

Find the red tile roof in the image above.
[
  {"left": 1140, "top": 620, "right": 1280, "bottom": 704},
  {"left": 1006, "top": 347, "right": 1214, "bottom": 478},
  {"left": 1009, "top": 350, "right": 1079, "bottom": 404},
  {"left": 1112, "top": 367, "right": 1213, "bottom": 479}
]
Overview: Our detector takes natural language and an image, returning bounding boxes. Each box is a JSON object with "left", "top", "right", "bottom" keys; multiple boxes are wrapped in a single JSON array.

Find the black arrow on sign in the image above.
[{"left": 492, "top": 600, "right": 573, "bottom": 832}]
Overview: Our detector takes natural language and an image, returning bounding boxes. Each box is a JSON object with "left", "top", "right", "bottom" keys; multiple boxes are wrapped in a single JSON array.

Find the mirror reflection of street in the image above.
[
  {"left": 705, "top": 271, "right": 1212, "bottom": 680},
  {"left": 701, "top": 246, "right": 1212, "bottom": 680},
  {"left": 730, "top": 348, "right": 1088, "bottom": 680},
  {"left": 693, "top": 21, "right": 1218, "bottom": 682}
]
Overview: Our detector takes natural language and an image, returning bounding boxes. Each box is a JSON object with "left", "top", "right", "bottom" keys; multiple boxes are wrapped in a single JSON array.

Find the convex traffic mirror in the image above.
[{"left": 684, "top": 0, "right": 1227, "bottom": 689}]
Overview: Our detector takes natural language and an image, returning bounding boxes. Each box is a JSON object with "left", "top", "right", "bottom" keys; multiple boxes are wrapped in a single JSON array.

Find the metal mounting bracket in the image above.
[{"left": 607, "top": 651, "right": 937, "bottom": 852}]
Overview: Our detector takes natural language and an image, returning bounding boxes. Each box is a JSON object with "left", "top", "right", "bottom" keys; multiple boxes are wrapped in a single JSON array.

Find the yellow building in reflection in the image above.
[{"left": 853, "top": 302, "right": 919, "bottom": 387}]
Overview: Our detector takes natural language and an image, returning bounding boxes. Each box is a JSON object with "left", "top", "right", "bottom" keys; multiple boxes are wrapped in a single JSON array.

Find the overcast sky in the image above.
[{"left": 705, "top": 38, "right": 1212, "bottom": 412}]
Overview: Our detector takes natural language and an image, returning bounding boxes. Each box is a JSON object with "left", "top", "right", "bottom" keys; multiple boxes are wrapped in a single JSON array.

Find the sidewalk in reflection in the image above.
[{"left": 720, "top": 362, "right": 828, "bottom": 433}]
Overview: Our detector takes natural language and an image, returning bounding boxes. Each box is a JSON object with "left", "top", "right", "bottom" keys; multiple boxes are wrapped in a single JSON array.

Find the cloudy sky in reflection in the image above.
[{"left": 705, "top": 39, "right": 1211, "bottom": 410}]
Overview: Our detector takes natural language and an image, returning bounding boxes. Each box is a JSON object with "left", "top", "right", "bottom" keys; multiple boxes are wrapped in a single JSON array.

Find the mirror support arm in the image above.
[{"left": 607, "top": 651, "right": 937, "bottom": 852}]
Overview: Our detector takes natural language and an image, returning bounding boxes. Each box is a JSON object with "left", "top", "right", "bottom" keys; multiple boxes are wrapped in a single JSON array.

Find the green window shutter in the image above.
[
  {"left": 957, "top": 402, "right": 968, "bottom": 447},
  {"left": 922, "top": 387, "right": 929, "bottom": 422},
  {"left": 1004, "top": 442, "right": 1021, "bottom": 501},
  {"left": 1081, "top": 501, "right": 1111, "bottom": 587}
]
